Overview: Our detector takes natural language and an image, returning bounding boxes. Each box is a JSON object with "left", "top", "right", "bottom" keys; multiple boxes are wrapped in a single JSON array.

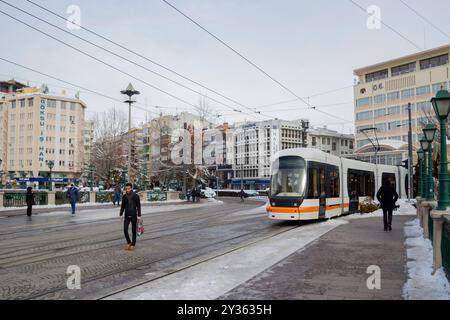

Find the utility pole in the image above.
[
  {"left": 407, "top": 102, "right": 414, "bottom": 201},
  {"left": 120, "top": 83, "right": 140, "bottom": 185}
]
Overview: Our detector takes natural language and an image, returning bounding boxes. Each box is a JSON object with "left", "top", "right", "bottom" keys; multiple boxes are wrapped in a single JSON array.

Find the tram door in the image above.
[{"left": 319, "top": 167, "right": 326, "bottom": 219}]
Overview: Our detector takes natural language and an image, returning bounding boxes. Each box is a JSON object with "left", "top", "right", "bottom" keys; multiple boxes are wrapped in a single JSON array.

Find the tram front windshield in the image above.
[{"left": 271, "top": 156, "right": 306, "bottom": 197}]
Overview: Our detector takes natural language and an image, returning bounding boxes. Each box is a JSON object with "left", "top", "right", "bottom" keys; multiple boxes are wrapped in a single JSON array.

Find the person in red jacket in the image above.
[{"left": 119, "top": 183, "right": 141, "bottom": 251}]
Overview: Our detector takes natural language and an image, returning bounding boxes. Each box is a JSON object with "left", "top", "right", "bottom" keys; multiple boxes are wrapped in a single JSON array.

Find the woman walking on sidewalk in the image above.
[{"left": 26, "top": 187, "right": 35, "bottom": 217}]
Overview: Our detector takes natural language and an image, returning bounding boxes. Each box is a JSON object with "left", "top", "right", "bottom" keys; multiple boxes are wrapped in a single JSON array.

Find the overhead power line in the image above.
[
  {"left": 23, "top": 0, "right": 271, "bottom": 118},
  {"left": 161, "top": 0, "right": 353, "bottom": 124},
  {"left": 398, "top": 0, "right": 450, "bottom": 41},
  {"left": 347, "top": 0, "right": 423, "bottom": 51}
]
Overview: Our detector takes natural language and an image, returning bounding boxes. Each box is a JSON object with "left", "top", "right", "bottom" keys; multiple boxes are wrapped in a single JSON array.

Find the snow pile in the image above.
[{"left": 403, "top": 219, "right": 450, "bottom": 300}]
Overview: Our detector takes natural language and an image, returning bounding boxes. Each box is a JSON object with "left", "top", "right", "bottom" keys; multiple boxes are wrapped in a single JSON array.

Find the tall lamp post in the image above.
[
  {"left": 47, "top": 160, "right": 54, "bottom": 191},
  {"left": 423, "top": 124, "right": 437, "bottom": 201},
  {"left": 121, "top": 83, "right": 140, "bottom": 184},
  {"left": 431, "top": 89, "right": 450, "bottom": 211},
  {"left": 420, "top": 138, "right": 430, "bottom": 200},
  {"left": 417, "top": 149, "right": 424, "bottom": 199}
]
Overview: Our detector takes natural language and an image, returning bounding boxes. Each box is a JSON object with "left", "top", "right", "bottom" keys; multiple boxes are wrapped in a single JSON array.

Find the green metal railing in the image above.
[
  {"left": 55, "top": 191, "right": 90, "bottom": 205},
  {"left": 3, "top": 192, "right": 48, "bottom": 207},
  {"left": 96, "top": 191, "right": 114, "bottom": 203},
  {"left": 147, "top": 191, "right": 167, "bottom": 202}
]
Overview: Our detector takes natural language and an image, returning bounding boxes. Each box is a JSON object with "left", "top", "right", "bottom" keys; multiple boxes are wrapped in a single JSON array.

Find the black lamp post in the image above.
[
  {"left": 121, "top": 83, "right": 140, "bottom": 184},
  {"left": 47, "top": 160, "right": 55, "bottom": 191}
]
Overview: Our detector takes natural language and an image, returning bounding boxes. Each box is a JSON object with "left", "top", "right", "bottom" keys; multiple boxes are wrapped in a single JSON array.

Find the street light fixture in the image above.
[
  {"left": 121, "top": 83, "right": 140, "bottom": 184},
  {"left": 417, "top": 149, "right": 424, "bottom": 198},
  {"left": 420, "top": 138, "right": 430, "bottom": 200},
  {"left": 431, "top": 89, "right": 450, "bottom": 210},
  {"left": 47, "top": 160, "right": 55, "bottom": 191},
  {"left": 423, "top": 124, "right": 437, "bottom": 201}
]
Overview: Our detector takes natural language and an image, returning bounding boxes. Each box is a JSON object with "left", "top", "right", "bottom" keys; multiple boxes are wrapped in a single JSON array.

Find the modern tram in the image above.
[{"left": 267, "top": 148, "right": 408, "bottom": 221}]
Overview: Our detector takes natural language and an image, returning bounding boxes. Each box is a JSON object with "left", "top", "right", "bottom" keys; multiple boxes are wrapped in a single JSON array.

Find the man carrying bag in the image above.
[{"left": 119, "top": 183, "right": 142, "bottom": 251}]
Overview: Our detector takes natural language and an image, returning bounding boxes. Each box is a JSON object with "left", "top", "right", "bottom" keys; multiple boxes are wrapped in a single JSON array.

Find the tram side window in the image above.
[
  {"left": 307, "top": 168, "right": 320, "bottom": 199},
  {"left": 306, "top": 162, "right": 340, "bottom": 199},
  {"left": 347, "top": 169, "right": 375, "bottom": 198},
  {"left": 382, "top": 172, "right": 396, "bottom": 189},
  {"left": 327, "top": 165, "right": 340, "bottom": 198}
]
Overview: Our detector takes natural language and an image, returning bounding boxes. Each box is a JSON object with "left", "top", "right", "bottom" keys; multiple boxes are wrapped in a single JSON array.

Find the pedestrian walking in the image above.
[
  {"left": 120, "top": 182, "right": 142, "bottom": 251},
  {"left": 26, "top": 187, "right": 35, "bottom": 217},
  {"left": 239, "top": 189, "right": 246, "bottom": 202},
  {"left": 113, "top": 185, "right": 122, "bottom": 207},
  {"left": 376, "top": 179, "right": 399, "bottom": 232},
  {"left": 191, "top": 187, "right": 196, "bottom": 203},
  {"left": 67, "top": 183, "right": 78, "bottom": 216}
]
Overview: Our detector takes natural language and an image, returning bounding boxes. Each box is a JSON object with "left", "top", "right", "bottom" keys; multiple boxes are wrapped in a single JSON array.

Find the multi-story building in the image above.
[
  {"left": 307, "top": 126, "right": 354, "bottom": 156},
  {"left": 232, "top": 119, "right": 308, "bottom": 190},
  {"left": 142, "top": 112, "right": 212, "bottom": 187},
  {"left": 0, "top": 83, "right": 86, "bottom": 188},
  {"left": 353, "top": 44, "right": 450, "bottom": 152}
]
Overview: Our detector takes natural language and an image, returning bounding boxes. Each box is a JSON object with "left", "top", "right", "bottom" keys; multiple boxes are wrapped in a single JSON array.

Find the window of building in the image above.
[
  {"left": 432, "top": 82, "right": 448, "bottom": 93},
  {"left": 20, "top": 99, "right": 25, "bottom": 108},
  {"left": 388, "top": 121, "right": 401, "bottom": 130},
  {"left": 420, "top": 54, "right": 448, "bottom": 70},
  {"left": 374, "top": 94, "right": 386, "bottom": 104},
  {"left": 387, "top": 91, "right": 400, "bottom": 101},
  {"left": 356, "top": 111, "right": 373, "bottom": 121},
  {"left": 365, "top": 69, "right": 388, "bottom": 83},
  {"left": 391, "top": 62, "right": 416, "bottom": 77},
  {"left": 47, "top": 99, "right": 56, "bottom": 108},
  {"left": 11, "top": 101, "right": 16, "bottom": 109},
  {"left": 70, "top": 102, "right": 76, "bottom": 110},
  {"left": 356, "top": 97, "right": 373, "bottom": 108},
  {"left": 28, "top": 98, "right": 33, "bottom": 107},
  {"left": 402, "top": 104, "right": 415, "bottom": 114},
  {"left": 312, "top": 137, "right": 317, "bottom": 146},
  {"left": 416, "top": 85, "right": 431, "bottom": 96},
  {"left": 374, "top": 108, "right": 386, "bottom": 118},
  {"left": 417, "top": 101, "right": 432, "bottom": 111},
  {"left": 387, "top": 106, "right": 401, "bottom": 115},
  {"left": 332, "top": 142, "right": 337, "bottom": 151},
  {"left": 401, "top": 88, "right": 415, "bottom": 99},
  {"left": 374, "top": 123, "right": 386, "bottom": 132}
]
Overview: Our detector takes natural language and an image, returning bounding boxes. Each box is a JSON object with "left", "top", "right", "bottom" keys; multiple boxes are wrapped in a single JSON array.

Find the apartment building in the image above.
[
  {"left": 307, "top": 126, "right": 354, "bottom": 156},
  {"left": 0, "top": 83, "right": 86, "bottom": 187}
]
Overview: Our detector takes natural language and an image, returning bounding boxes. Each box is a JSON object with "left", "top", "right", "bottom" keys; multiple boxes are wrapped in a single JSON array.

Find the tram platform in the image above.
[{"left": 221, "top": 215, "right": 414, "bottom": 300}]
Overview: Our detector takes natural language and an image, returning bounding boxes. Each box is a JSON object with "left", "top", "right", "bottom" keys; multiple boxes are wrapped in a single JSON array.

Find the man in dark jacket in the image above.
[
  {"left": 120, "top": 183, "right": 141, "bottom": 251},
  {"left": 376, "top": 180, "right": 399, "bottom": 232},
  {"left": 26, "top": 187, "right": 35, "bottom": 217},
  {"left": 67, "top": 184, "right": 78, "bottom": 215}
]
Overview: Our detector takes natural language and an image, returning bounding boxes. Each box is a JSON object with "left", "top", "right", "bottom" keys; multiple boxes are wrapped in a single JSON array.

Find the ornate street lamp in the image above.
[
  {"left": 420, "top": 138, "right": 430, "bottom": 200},
  {"left": 431, "top": 89, "right": 450, "bottom": 210},
  {"left": 417, "top": 149, "right": 424, "bottom": 198},
  {"left": 47, "top": 160, "right": 55, "bottom": 191},
  {"left": 423, "top": 124, "right": 437, "bottom": 201},
  {"left": 121, "top": 83, "right": 140, "bottom": 184}
]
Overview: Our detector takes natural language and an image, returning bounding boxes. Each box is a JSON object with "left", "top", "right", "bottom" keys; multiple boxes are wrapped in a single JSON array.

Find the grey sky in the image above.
[{"left": 1, "top": 0, "right": 450, "bottom": 133}]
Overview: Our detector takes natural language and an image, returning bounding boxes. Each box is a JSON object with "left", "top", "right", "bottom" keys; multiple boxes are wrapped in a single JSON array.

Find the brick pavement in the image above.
[{"left": 221, "top": 215, "right": 413, "bottom": 300}]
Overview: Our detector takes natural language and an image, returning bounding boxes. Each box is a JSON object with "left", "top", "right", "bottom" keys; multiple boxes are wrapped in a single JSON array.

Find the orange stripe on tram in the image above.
[{"left": 267, "top": 203, "right": 350, "bottom": 214}]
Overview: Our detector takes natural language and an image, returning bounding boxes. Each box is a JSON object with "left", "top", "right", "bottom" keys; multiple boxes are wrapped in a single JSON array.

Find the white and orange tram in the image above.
[{"left": 267, "top": 148, "right": 408, "bottom": 221}]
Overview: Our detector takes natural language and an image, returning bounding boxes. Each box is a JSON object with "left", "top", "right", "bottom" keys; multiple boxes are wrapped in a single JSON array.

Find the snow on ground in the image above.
[
  {"left": 403, "top": 219, "right": 450, "bottom": 300},
  {"left": 105, "top": 218, "right": 348, "bottom": 300}
]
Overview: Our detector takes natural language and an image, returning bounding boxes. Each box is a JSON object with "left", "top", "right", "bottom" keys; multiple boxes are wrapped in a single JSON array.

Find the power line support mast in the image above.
[{"left": 121, "top": 83, "right": 140, "bottom": 185}]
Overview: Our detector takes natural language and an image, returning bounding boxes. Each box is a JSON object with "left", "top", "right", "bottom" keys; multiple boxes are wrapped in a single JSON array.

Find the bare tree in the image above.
[{"left": 91, "top": 107, "right": 128, "bottom": 189}]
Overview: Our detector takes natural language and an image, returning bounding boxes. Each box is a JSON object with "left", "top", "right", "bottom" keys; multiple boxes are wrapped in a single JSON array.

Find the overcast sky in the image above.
[{"left": 1, "top": 0, "right": 450, "bottom": 133}]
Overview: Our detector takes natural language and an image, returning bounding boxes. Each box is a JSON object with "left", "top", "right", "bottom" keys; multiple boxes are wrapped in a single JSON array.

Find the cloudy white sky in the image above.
[{"left": 1, "top": 0, "right": 450, "bottom": 133}]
